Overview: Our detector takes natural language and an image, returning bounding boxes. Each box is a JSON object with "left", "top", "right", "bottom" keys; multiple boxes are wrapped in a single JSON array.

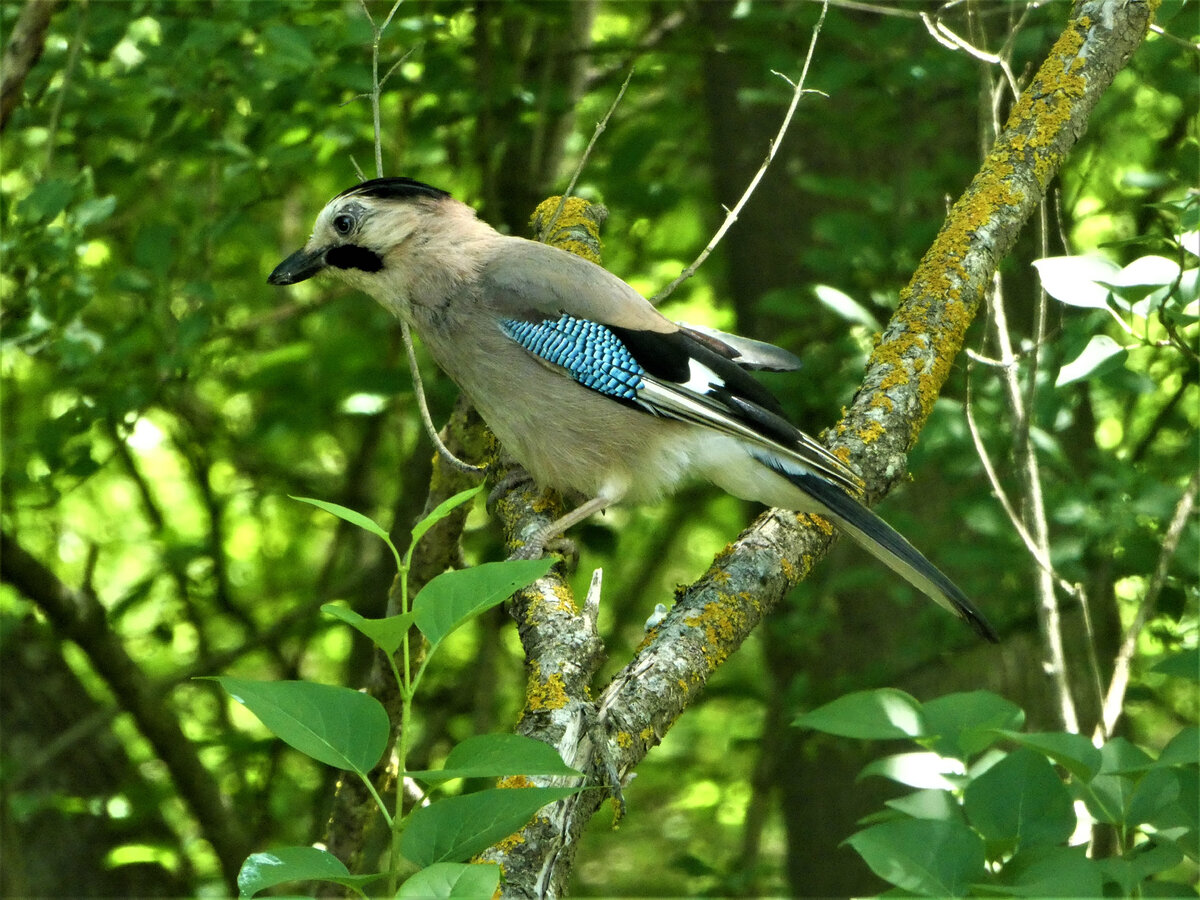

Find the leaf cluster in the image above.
[{"left": 796, "top": 680, "right": 1199, "bottom": 898}]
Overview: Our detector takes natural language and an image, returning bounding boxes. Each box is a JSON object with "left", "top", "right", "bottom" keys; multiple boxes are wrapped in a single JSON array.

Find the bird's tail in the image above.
[{"left": 759, "top": 456, "right": 999, "bottom": 643}]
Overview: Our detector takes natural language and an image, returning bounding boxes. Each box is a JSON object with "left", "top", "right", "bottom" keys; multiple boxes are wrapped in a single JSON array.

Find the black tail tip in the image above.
[{"left": 963, "top": 609, "right": 1001, "bottom": 643}]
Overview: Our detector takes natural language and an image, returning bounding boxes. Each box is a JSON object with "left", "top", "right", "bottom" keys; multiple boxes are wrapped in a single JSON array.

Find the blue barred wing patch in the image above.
[{"left": 501, "top": 315, "right": 645, "bottom": 400}]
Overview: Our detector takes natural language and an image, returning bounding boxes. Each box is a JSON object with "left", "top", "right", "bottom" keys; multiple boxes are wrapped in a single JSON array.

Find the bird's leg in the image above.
[
  {"left": 486, "top": 466, "right": 536, "bottom": 515},
  {"left": 509, "top": 495, "right": 612, "bottom": 561}
]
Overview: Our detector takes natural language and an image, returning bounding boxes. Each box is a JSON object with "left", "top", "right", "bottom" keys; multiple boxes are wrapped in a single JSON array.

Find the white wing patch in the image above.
[{"left": 680, "top": 358, "right": 724, "bottom": 395}]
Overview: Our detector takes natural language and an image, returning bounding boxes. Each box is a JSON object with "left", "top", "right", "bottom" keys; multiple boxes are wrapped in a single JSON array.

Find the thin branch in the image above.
[
  {"left": 651, "top": 0, "right": 830, "bottom": 305},
  {"left": 360, "top": 0, "right": 405, "bottom": 179},
  {"left": 357, "top": 0, "right": 483, "bottom": 475},
  {"left": 1148, "top": 22, "right": 1200, "bottom": 52},
  {"left": 540, "top": 67, "right": 634, "bottom": 243},
  {"left": 401, "top": 319, "right": 486, "bottom": 474},
  {"left": 991, "top": 272, "right": 1081, "bottom": 734},
  {"left": 1093, "top": 472, "right": 1198, "bottom": 743}
]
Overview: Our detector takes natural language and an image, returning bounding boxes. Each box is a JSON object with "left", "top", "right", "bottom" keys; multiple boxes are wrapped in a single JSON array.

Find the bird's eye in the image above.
[{"left": 333, "top": 213, "right": 355, "bottom": 236}]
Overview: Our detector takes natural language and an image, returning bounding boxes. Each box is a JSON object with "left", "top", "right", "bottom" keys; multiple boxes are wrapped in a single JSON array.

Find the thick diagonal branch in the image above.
[{"left": 485, "top": 3, "right": 1153, "bottom": 897}]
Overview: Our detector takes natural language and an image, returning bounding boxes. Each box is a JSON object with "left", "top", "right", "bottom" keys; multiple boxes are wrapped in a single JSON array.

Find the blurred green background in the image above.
[{"left": 2, "top": 1, "right": 1196, "bottom": 896}]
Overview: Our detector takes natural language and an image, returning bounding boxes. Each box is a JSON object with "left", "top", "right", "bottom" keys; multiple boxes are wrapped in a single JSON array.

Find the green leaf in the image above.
[
  {"left": 844, "top": 818, "right": 985, "bottom": 897},
  {"left": 406, "top": 733, "right": 581, "bottom": 782},
  {"left": 398, "top": 862, "right": 501, "bottom": 899},
  {"left": 322, "top": 603, "right": 415, "bottom": 657},
  {"left": 18, "top": 178, "right": 75, "bottom": 223},
  {"left": 409, "top": 484, "right": 485, "bottom": 551},
  {"left": 993, "top": 730, "right": 1102, "bottom": 781},
  {"left": 1075, "top": 738, "right": 1150, "bottom": 826},
  {"left": 210, "top": 677, "right": 389, "bottom": 773},
  {"left": 1157, "top": 726, "right": 1199, "bottom": 767},
  {"left": 812, "top": 283, "right": 881, "bottom": 329},
  {"left": 413, "top": 559, "right": 553, "bottom": 650},
  {"left": 236, "top": 846, "right": 381, "bottom": 898},
  {"left": 792, "top": 688, "right": 926, "bottom": 740},
  {"left": 1099, "top": 841, "right": 1185, "bottom": 896},
  {"left": 884, "top": 789, "right": 964, "bottom": 823},
  {"left": 963, "top": 748, "right": 1075, "bottom": 851},
  {"left": 1127, "top": 767, "right": 1182, "bottom": 828},
  {"left": 860, "top": 752, "right": 965, "bottom": 791},
  {"left": 1032, "top": 255, "right": 1121, "bottom": 308},
  {"left": 1151, "top": 648, "right": 1199, "bottom": 682},
  {"left": 992, "top": 845, "right": 1103, "bottom": 898},
  {"left": 401, "top": 787, "right": 581, "bottom": 866},
  {"left": 922, "top": 692, "right": 1023, "bottom": 759},
  {"left": 1056, "top": 335, "right": 1128, "bottom": 387},
  {"left": 290, "top": 495, "right": 391, "bottom": 542},
  {"left": 74, "top": 195, "right": 118, "bottom": 228}
]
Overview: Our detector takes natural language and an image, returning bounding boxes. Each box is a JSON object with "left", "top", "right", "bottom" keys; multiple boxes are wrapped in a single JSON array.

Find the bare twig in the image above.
[
  {"left": 357, "top": 0, "right": 484, "bottom": 475},
  {"left": 360, "top": 0, "right": 405, "bottom": 179},
  {"left": 920, "top": 10, "right": 1020, "bottom": 98},
  {"left": 652, "top": 0, "right": 830, "bottom": 305},
  {"left": 400, "top": 319, "right": 485, "bottom": 474},
  {"left": 1149, "top": 22, "right": 1200, "bottom": 52},
  {"left": 541, "top": 67, "right": 635, "bottom": 243},
  {"left": 991, "top": 273, "right": 1080, "bottom": 733},
  {"left": 1094, "top": 472, "right": 1198, "bottom": 742}
]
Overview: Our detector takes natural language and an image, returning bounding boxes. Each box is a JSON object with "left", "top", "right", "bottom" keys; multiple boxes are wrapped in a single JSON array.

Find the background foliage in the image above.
[{"left": 2, "top": 1, "right": 1196, "bottom": 896}]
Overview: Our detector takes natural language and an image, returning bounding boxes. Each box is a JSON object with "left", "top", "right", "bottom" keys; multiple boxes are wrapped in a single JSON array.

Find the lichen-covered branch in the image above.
[{"left": 484, "top": 2, "right": 1153, "bottom": 896}]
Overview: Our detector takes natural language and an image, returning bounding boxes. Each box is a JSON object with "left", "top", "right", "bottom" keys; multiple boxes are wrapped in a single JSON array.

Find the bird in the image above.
[{"left": 268, "top": 176, "right": 998, "bottom": 642}]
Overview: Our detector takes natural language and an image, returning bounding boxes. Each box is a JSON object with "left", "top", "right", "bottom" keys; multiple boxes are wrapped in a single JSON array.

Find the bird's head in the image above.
[{"left": 267, "top": 177, "right": 464, "bottom": 299}]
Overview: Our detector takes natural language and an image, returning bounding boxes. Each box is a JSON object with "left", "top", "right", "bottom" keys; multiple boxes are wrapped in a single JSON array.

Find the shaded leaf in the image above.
[
  {"left": 398, "top": 862, "right": 501, "bottom": 899},
  {"left": 409, "top": 484, "right": 485, "bottom": 551},
  {"left": 210, "top": 677, "right": 388, "bottom": 773},
  {"left": 291, "top": 495, "right": 391, "bottom": 542},
  {"left": 845, "top": 818, "right": 985, "bottom": 897},
  {"left": 922, "top": 691, "right": 1023, "bottom": 759},
  {"left": 1151, "top": 648, "right": 1199, "bottom": 682},
  {"left": 406, "top": 733, "right": 580, "bottom": 782},
  {"left": 993, "top": 730, "right": 1102, "bottom": 781},
  {"left": 963, "top": 748, "right": 1075, "bottom": 850},
  {"left": 322, "top": 603, "right": 415, "bottom": 656},
  {"left": 991, "top": 845, "right": 1103, "bottom": 898},
  {"left": 401, "top": 787, "right": 581, "bottom": 866},
  {"left": 413, "top": 559, "right": 553, "bottom": 649}
]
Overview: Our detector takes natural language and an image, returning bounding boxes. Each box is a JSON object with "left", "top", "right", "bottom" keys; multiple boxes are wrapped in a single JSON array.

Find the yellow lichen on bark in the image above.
[
  {"left": 530, "top": 196, "right": 604, "bottom": 263},
  {"left": 524, "top": 661, "right": 570, "bottom": 712},
  {"left": 683, "top": 598, "right": 755, "bottom": 669}
]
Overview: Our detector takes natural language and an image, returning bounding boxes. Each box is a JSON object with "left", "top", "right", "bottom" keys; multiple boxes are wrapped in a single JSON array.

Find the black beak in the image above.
[{"left": 268, "top": 247, "right": 327, "bottom": 285}]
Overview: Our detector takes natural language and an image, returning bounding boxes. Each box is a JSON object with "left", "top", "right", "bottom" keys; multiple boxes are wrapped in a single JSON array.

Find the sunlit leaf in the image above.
[
  {"left": 793, "top": 688, "right": 926, "bottom": 740},
  {"left": 1055, "top": 335, "right": 1127, "bottom": 387},
  {"left": 1032, "top": 255, "right": 1121, "bottom": 308},
  {"left": 237, "top": 846, "right": 381, "bottom": 898},
  {"left": 291, "top": 495, "right": 391, "bottom": 542}
]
